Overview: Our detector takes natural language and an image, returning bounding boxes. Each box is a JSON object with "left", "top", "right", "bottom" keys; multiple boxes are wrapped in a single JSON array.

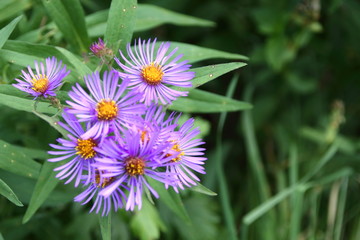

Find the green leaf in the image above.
[
  {"left": 86, "top": 4, "right": 215, "bottom": 38},
  {"left": 32, "top": 110, "right": 68, "bottom": 137},
  {"left": 22, "top": 160, "right": 60, "bottom": 223},
  {"left": 0, "top": 178, "right": 23, "bottom": 206},
  {"left": 0, "top": 93, "right": 57, "bottom": 114},
  {"left": 189, "top": 62, "right": 247, "bottom": 90},
  {"left": 170, "top": 41, "right": 248, "bottom": 63},
  {"left": 41, "top": 0, "right": 88, "bottom": 52},
  {"left": 146, "top": 177, "right": 190, "bottom": 223},
  {"left": 189, "top": 183, "right": 217, "bottom": 196},
  {"left": 169, "top": 88, "right": 252, "bottom": 113},
  {"left": 130, "top": 199, "right": 166, "bottom": 240},
  {"left": 0, "top": 139, "right": 41, "bottom": 179},
  {"left": 135, "top": 4, "right": 215, "bottom": 32},
  {"left": 0, "top": 15, "right": 22, "bottom": 49},
  {"left": 0, "top": 231, "right": 3, "bottom": 240},
  {"left": 98, "top": 213, "right": 111, "bottom": 240},
  {"left": 105, "top": 0, "right": 137, "bottom": 54},
  {"left": 0, "top": 0, "right": 31, "bottom": 22}
]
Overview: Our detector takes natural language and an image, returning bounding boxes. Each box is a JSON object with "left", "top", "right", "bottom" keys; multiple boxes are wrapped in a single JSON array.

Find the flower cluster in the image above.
[{"left": 14, "top": 38, "right": 206, "bottom": 216}]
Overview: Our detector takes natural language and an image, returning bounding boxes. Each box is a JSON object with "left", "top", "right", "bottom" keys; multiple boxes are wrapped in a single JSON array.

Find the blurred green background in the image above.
[{"left": 1, "top": 0, "right": 360, "bottom": 239}]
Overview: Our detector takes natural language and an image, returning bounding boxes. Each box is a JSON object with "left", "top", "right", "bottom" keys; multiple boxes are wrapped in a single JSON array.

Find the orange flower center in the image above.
[
  {"left": 31, "top": 75, "right": 49, "bottom": 93},
  {"left": 125, "top": 157, "right": 145, "bottom": 176},
  {"left": 95, "top": 172, "right": 113, "bottom": 188},
  {"left": 167, "top": 143, "right": 184, "bottom": 162},
  {"left": 141, "top": 63, "right": 163, "bottom": 85},
  {"left": 96, "top": 99, "right": 118, "bottom": 120},
  {"left": 75, "top": 138, "right": 97, "bottom": 159}
]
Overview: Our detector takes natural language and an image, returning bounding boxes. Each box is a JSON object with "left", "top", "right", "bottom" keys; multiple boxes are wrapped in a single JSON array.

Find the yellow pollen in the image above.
[
  {"left": 125, "top": 157, "right": 145, "bottom": 176},
  {"left": 31, "top": 74, "right": 49, "bottom": 93},
  {"left": 96, "top": 100, "right": 118, "bottom": 120},
  {"left": 140, "top": 130, "right": 149, "bottom": 143},
  {"left": 141, "top": 63, "right": 164, "bottom": 85},
  {"left": 167, "top": 144, "right": 185, "bottom": 162},
  {"left": 95, "top": 172, "right": 113, "bottom": 188},
  {"left": 75, "top": 138, "right": 97, "bottom": 159}
]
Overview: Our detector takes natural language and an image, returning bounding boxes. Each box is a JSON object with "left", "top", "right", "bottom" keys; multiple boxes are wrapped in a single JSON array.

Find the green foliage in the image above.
[{"left": 1, "top": 0, "right": 360, "bottom": 239}]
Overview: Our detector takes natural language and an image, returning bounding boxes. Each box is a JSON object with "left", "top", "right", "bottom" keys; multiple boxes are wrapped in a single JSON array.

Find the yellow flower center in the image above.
[
  {"left": 75, "top": 138, "right": 97, "bottom": 159},
  {"left": 95, "top": 172, "right": 113, "bottom": 188},
  {"left": 167, "top": 144, "right": 185, "bottom": 162},
  {"left": 96, "top": 99, "right": 118, "bottom": 120},
  {"left": 31, "top": 74, "right": 49, "bottom": 93},
  {"left": 141, "top": 63, "right": 164, "bottom": 85},
  {"left": 125, "top": 157, "right": 145, "bottom": 176}
]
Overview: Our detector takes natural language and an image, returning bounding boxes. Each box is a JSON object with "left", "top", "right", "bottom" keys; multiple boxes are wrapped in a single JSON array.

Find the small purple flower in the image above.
[
  {"left": 48, "top": 110, "right": 100, "bottom": 187},
  {"left": 115, "top": 38, "right": 194, "bottom": 106},
  {"left": 93, "top": 129, "right": 176, "bottom": 211},
  {"left": 90, "top": 38, "right": 113, "bottom": 59},
  {"left": 66, "top": 70, "right": 145, "bottom": 139},
  {"left": 165, "top": 118, "right": 207, "bottom": 192},
  {"left": 74, "top": 170, "right": 127, "bottom": 216},
  {"left": 13, "top": 56, "right": 69, "bottom": 99}
]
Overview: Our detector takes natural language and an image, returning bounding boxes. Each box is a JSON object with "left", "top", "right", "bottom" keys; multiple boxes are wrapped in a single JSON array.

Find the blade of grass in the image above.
[
  {"left": 215, "top": 74, "right": 239, "bottom": 240},
  {"left": 99, "top": 212, "right": 111, "bottom": 240},
  {"left": 289, "top": 189, "right": 304, "bottom": 240},
  {"left": 334, "top": 177, "right": 348, "bottom": 240}
]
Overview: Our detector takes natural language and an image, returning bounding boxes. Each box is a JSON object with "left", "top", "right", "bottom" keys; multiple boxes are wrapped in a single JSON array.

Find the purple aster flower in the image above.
[
  {"left": 93, "top": 129, "right": 176, "bottom": 211},
  {"left": 115, "top": 38, "right": 194, "bottom": 106},
  {"left": 74, "top": 169, "right": 127, "bottom": 216},
  {"left": 165, "top": 118, "right": 207, "bottom": 192},
  {"left": 66, "top": 70, "right": 145, "bottom": 139},
  {"left": 48, "top": 110, "right": 100, "bottom": 187},
  {"left": 13, "top": 56, "right": 69, "bottom": 99},
  {"left": 90, "top": 38, "right": 113, "bottom": 59}
]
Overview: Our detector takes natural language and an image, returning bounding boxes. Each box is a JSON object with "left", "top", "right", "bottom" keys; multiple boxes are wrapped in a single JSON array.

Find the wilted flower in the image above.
[
  {"left": 13, "top": 56, "right": 69, "bottom": 99},
  {"left": 115, "top": 38, "right": 194, "bottom": 106},
  {"left": 90, "top": 38, "right": 113, "bottom": 59}
]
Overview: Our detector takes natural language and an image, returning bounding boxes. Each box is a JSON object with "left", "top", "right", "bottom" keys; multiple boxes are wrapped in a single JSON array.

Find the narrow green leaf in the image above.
[
  {"left": 146, "top": 177, "right": 190, "bottom": 223},
  {"left": 41, "top": 0, "right": 87, "bottom": 52},
  {"left": 0, "top": 178, "right": 24, "bottom": 206},
  {"left": 130, "top": 199, "right": 166, "bottom": 240},
  {"left": 189, "top": 183, "right": 217, "bottom": 196},
  {"left": 0, "top": 0, "right": 31, "bottom": 22},
  {"left": 87, "top": 4, "right": 214, "bottom": 38},
  {"left": 189, "top": 62, "right": 247, "bottom": 90},
  {"left": 0, "top": 139, "right": 41, "bottom": 179},
  {"left": 135, "top": 4, "right": 215, "bottom": 32},
  {"left": 0, "top": 93, "right": 57, "bottom": 114},
  {"left": 0, "top": 15, "right": 22, "bottom": 49},
  {"left": 0, "top": 232, "right": 3, "bottom": 240},
  {"left": 22, "top": 160, "right": 60, "bottom": 223},
  {"left": 105, "top": 0, "right": 137, "bottom": 54},
  {"left": 165, "top": 41, "right": 248, "bottom": 63},
  {"left": 169, "top": 88, "right": 252, "bottom": 113},
  {"left": 32, "top": 110, "right": 68, "bottom": 137},
  {"left": 98, "top": 213, "right": 111, "bottom": 240}
]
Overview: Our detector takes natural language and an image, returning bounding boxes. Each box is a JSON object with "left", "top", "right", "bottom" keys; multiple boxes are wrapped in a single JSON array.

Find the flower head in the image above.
[
  {"left": 48, "top": 110, "right": 100, "bottom": 187},
  {"left": 90, "top": 38, "right": 113, "bottom": 59},
  {"left": 165, "top": 118, "right": 207, "bottom": 192},
  {"left": 93, "top": 129, "right": 176, "bottom": 211},
  {"left": 13, "top": 56, "right": 69, "bottom": 99},
  {"left": 74, "top": 169, "right": 127, "bottom": 216},
  {"left": 66, "top": 70, "right": 145, "bottom": 139},
  {"left": 115, "top": 38, "right": 194, "bottom": 106}
]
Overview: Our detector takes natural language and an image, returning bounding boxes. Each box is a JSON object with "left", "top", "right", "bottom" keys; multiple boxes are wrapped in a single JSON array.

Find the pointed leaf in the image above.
[
  {"left": 169, "top": 88, "right": 252, "bottom": 113},
  {"left": 146, "top": 177, "right": 190, "bottom": 223},
  {"left": 22, "top": 160, "right": 60, "bottom": 223},
  {"left": 0, "top": 0, "right": 31, "bottom": 22},
  {"left": 105, "top": 0, "right": 137, "bottom": 54},
  {"left": 0, "top": 139, "right": 41, "bottom": 179},
  {"left": 0, "top": 15, "right": 22, "bottom": 49},
  {"left": 98, "top": 213, "right": 111, "bottom": 240},
  {"left": 130, "top": 199, "right": 166, "bottom": 240},
  {"left": 189, "top": 183, "right": 217, "bottom": 196},
  {"left": 0, "top": 178, "right": 23, "bottom": 206},
  {"left": 41, "top": 0, "right": 88, "bottom": 52}
]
